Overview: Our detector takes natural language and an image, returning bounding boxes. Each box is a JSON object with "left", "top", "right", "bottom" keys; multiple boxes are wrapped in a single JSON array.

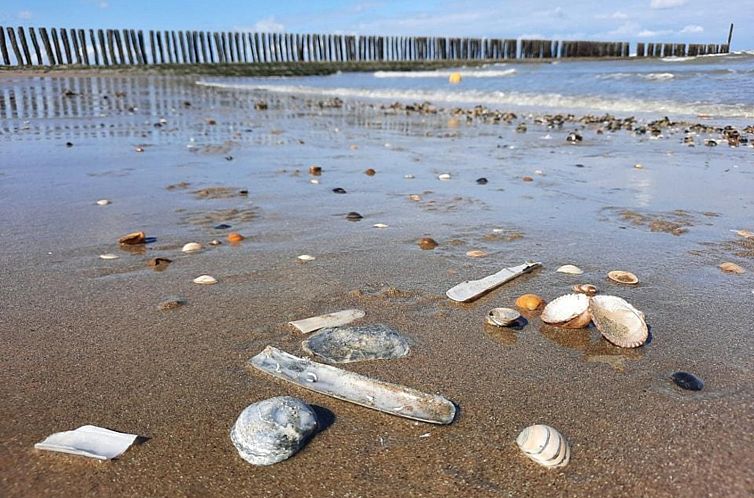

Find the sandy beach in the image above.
[{"left": 1, "top": 72, "right": 753, "bottom": 497}]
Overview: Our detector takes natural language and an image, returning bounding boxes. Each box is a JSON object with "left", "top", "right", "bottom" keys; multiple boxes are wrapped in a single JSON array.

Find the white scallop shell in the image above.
[
  {"left": 589, "top": 295, "right": 648, "bottom": 348},
  {"left": 297, "top": 254, "right": 316, "bottom": 261},
  {"left": 182, "top": 242, "right": 202, "bottom": 253},
  {"left": 516, "top": 424, "right": 570, "bottom": 469},
  {"left": 556, "top": 264, "right": 583, "bottom": 275},
  {"left": 193, "top": 275, "right": 217, "bottom": 285},
  {"left": 438, "top": 173, "right": 451, "bottom": 181},
  {"left": 230, "top": 396, "right": 317, "bottom": 466},
  {"left": 99, "top": 253, "right": 119, "bottom": 260},
  {"left": 541, "top": 294, "right": 591, "bottom": 328},
  {"left": 373, "top": 223, "right": 389, "bottom": 229}
]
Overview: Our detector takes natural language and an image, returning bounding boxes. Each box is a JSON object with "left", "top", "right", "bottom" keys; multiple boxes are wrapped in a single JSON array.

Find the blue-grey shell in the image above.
[{"left": 302, "top": 324, "right": 410, "bottom": 363}]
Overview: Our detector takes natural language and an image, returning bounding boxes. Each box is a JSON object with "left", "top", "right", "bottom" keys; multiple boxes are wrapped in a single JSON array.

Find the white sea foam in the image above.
[
  {"left": 373, "top": 68, "right": 516, "bottom": 78},
  {"left": 597, "top": 72, "right": 675, "bottom": 81},
  {"left": 661, "top": 56, "right": 695, "bottom": 62},
  {"left": 195, "top": 81, "right": 754, "bottom": 119}
]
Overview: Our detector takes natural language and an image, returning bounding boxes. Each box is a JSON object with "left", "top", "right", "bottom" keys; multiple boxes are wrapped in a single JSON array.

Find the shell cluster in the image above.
[
  {"left": 230, "top": 396, "right": 318, "bottom": 466},
  {"left": 516, "top": 424, "right": 570, "bottom": 469}
]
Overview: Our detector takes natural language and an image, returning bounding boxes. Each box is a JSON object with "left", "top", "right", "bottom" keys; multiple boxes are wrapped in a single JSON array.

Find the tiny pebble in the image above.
[
  {"left": 332, "top": 187, "right": 347, "bottom": 194},
  {"left": 214, "top": 224, "right": 232, "bottom": 230},
  {"left": 476, "top": 177, "right": 488, "bottom": 185},
  {"left": 671, "top": 371, "right": 704, "bottom": 391}
]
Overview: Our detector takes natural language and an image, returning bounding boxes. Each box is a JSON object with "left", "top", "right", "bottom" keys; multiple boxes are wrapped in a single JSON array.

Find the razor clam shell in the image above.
[
  {"left": 230, "top": 396, "right": 317, "bottom": 466},
  {"left": 302, "top": 324, "right": 409, "bottom": 363},
  {"left": 589, "top": 295, "right": 648, "bottom": 348},
  {"left": 289, "top": 309, "right": 365, "bottom": 334},
  {"left": 516, "top": 424, "right": 570, "bottom": 468},
  {"left": 446, "top": 261, "right": 542, "bottom": 303},
  {"left": 541, "top": 294, "right": 591, "bottom": 328},
  {"left": 249, "top": 346, "right": 456, "bottom": 425}
]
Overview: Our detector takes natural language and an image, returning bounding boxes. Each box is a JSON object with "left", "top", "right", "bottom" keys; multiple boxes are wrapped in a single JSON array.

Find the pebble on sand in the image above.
[
  {"left": 671, "top": 371, "right": 704, "bottom": 391},
  {"left": 418, "top": 238, "right": 439, "bottom": 250},
  {"left": 408, "top": 194, "right": 422, "bottom": 202},
  {"left": 522, "top": 176, "right": 534, "bottom": 182},
  {"left": 346, "top": 212, "right": 363, "bottom": 221}
]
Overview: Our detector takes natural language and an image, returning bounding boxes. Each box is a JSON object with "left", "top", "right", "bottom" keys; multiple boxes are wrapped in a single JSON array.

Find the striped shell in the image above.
[
  {"left": 516, "top": 424, "right": 570, "bottom": 469},
  {"left": 589, "top": 295, "right": 648, "bottom": 348},
  {"left": 541, "top": 294, "right": 591, "bottom": 328}
]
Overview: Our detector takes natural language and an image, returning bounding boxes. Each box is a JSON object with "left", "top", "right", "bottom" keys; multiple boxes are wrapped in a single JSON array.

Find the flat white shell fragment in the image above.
[
  {"left": 249, "top": 346, "right": 456, "bottom": 424},
  {"left": 297, "top": 254, "right": 316, "bottom": 261},
  {"left": 516, "top": 424, "right": 570, "bottom": 468},
  {"left": 302, "top": 324, "right": 409, "bottom": 363},
  {"left": 438, "top": 173, "right": 451, "bottom": 180},
  {"left": 96, "top": 199, "right": 111, "bottom": 206},
  {"left": 289, "top": 309, "right": 365, "bottom": 334},
  {"left": 193, "top": 275, "right": 217, "bottom": 285},
  {"left": 556, "top": 264, "right": 583, "bottom": 275},
  {"left": 182, "top": 242, "right": 202, "bottom": 253},
  {"left": 373, "top": 223, "right": 389, "bottom": 228},
  {"left": 230, "top": 396, "right": 317, "bottom": 466},
  {"left": 99, "top": 253, "right": 119, "bottom": 260},
  {"left": 34, "top": 425, "right": 138, "bottom": 460}
]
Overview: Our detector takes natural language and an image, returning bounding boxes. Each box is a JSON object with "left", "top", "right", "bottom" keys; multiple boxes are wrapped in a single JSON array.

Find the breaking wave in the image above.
[
  {"left": 373, "top": 68, "right": 517, "bottom": 78},
  {"left": 597, "top": 72, "right": 675, "bottom": 81}
]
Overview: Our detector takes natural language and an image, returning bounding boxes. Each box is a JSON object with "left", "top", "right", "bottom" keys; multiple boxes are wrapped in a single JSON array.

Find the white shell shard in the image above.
[
  {"left": 230, "top": 396, "right": 317, "bottom": 466},
  {"left": 297, "top": 254, "right": 316, "bottom": 261},
  {"left": 589, "top": 295, "right": 648, "bottom": 348},
  {"left": 249, "top": 346, "right": 456, "bottom": 425},
  {"left": 556, "top": 264, "right": 583, "bottom": 275},
  {"left": 309, "top": 179, "right": 320, "bottom": 184},
  {"left": 289, "top": 309, "right": 365, "bottom": 334},
  {"left": 373, "top": 223, "right": 389, "bottom": 229},
  {"left": 516, "top": 424, "right": 570, "bottom": 469},
  {"left": 182, "top": 242, "right": 202, "bottom": 253},
  {"left": 541, "top": 294, "right": 591, "bottom": 328},
  {"left": 34, "top": 425, "right": 138, "bottom": 461},
  {"left": 485, "top": 307, "right": 521, "bottom": 327},
  {"left": 193, "top": 275, "right": 217, "bottom": 285},
  {"left": 302, "top": 324, "right": 410, "bottom": 363},
  {"left": 96, "top": 199, "right": 111, "bottom": 206},
  {"left": 404, "top": 174, "right": 415, "bottom": 179},
  {"left": 446, "top": 261, "right": 542, "bottom": 303},
  {"left": 99, "top": 253, "right": 119, "bottom": 260},
  {"left": 438, "top": 173, "right": 451, "bottom": 180}
]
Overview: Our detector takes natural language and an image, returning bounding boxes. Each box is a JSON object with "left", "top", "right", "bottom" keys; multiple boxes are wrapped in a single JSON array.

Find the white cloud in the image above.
[
  {"left": 680, "top": 24, "right": 703, "bottom": 34},
  {"left": 650, "top": 0, "right": 687, "bottom": 9},
  {"left": 18, "top": 10, "right": 32, "bottom": 20},
  {"left": 638, "top": 29, "right": 673, "bottom": 37},
  {"left": 596, "top": 11, "right": 628, "bottom": 20},
  {"left": 254, "top": 16, "right": 285, "bottom": 32}
]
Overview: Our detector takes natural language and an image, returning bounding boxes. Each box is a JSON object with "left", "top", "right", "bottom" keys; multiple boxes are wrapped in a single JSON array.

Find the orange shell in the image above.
[
  {"left": 227, "top": 232, "right": 245, "bottom": 243},
  {"left": 515, "top": 293, "right": 544, "bottom": 311}
]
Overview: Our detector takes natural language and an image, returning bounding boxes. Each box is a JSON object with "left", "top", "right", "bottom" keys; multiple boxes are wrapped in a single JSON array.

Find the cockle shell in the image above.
[
  {"left": 541, "top": 294, "right": 591, "bottom": 328},
  {"left": 516, "top": 424, "right": 570, "bottom": 469},
  {"left": 719, "top": 262, "right": 745, "bottom": 274},
  {"left": 556, "top": 264, "right": 583, "bottom": 275},
  {"left": 182, "top": 242, "right": 202, "bottom": 253},
  {"left": 230, "top": 396, "right": 318, "bottom": 466},
  {"left": 485, "top": 307, "right": 521, "bottom": 327},
  {"left": 607, "top": 270, "right": 639, "bottom": 285},
  {"left": 466, "top": 250, "right": 488, "bottom": 258},
  {"left": 515, "top": 294, "right": 544, "bottom": 311},
  {"left": 118, "top": 231, "right": 145, "bottom": 245},
  {"left": 228, "top": 232, "right": 245, "bottom": 243},
  {"left": 589, "top": 295, "right": 648, "bottom": 348},
  {"left": 571, "top": 284, "right": 597, "bottom": 296},
  {"left": 193, "top": 275, "right": 217, "bottom": 285}
]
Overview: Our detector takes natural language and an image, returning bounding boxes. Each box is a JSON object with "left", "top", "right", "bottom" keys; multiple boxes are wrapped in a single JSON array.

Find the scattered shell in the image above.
[
  {"left": 118, "top": 231, "right": 145, "bottom": 245},
  {"left": 522, "top": 176, "right": 534, "bottom": 182},
  {"left": 719, "top": 262, "right": 745, "bottom": 274},
  {"left": 135, "top": 146, "right": 145, "bottom": 153},
  {"left": 515, "top": 294, "right": 544, "bottom": 311},
  {"left": 346, "top": 212, "right": 363, "bottom": 221},
  {"left": 589, "top": 295, "right": 648, "bottom": 348},
  {"left": 485, "top": 307, "right": 521, "bottom": 327},
  {"left": 96, "top": 199, "right": 111, "bottom": 206},
  {"left": 408, "top": 194, "right": 422, "bottom": 201},
  {"left": 297, "top": 254, "right": 316, "bottom": 262},
  {"left": 534, "top": 170, "right": 544, "bottom": 176},
  {"left": 365, "top": 168, "right": 376, "bottom": 176},
  {"left": 332, "top": 187, "right": 347, "bottom": 194},
  {"left": 541, "top": 294, "right": 591, "bottom": 328},
  {"left": 309, "top": 179, "right": 320, "bottom": 184},
  {"left": 182, "top": 242, "right": 202, "bottom": 253},
  {"left": 566, "top": 131, "right": 583, "bottom": 143},
  {"left": 99, "top": 253, "right": 119, "bottom": 260},
  {"left": 193, "top": 275, "right": 217, "bottom": 285},
  {"left": 731, "top": 229, "right": 754, "bottom": 239},
  {"left": 418, "top": 237, "right": 438, "bottom": 250},
  {"left": 466, "top": 250, "right": 488, "bottom": 258},
  {"left": 404, "top": 174, "right": 415, "bottom": 179},
  {"left": 476, "top": 177, "right": 488, "bottom": 185},
  {"left": 309, "top": 165, "right": 322, "bottom": 176},
  {"left": 373, "top": 223, "right": 389, "bottom": 229},
  {"left": 516, "top": 424, "right": 570, "bottom": 469},
  {"left": 571, "top": 284, "right": 598, "bottom": 296},
  {"left": 438, "top": 173, "right": 451, "bottom": 181},
  {"left": 158, "top": 296, "right": 185, "bottom": 310},
  {"left": 556, "top": 264, "right": 583, "bottom": 275},
  {"left": 302, "top": 324, "right": 410, "bottom": 363},
  {"left": 289, "top": 309, "right": 365, "bottom": 334},
  {"left": 671, "top": 371, "right": 704, "bottom": 391},
  {"left": 230, "top": 396, "right": 318, "bottom": 466},
  {"left": 209, "top": 239, "right": 222, "bottom": 246},
  {"left": 607, "top": 270, "right": 639, "bottom": 285},
  {"left": 228, "top": 232, "right": 245, "bottom": 243}
]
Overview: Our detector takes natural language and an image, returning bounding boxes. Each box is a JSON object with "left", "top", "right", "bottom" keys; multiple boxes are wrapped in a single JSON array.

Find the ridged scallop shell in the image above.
[
  {"left": 556, "top": 264, "right": 583, "bottom": 275},
  {"left": 541, "top": 294, "right": 591, "bottom": 328},
  {"left": 485, "top": 307, "right": 521, "bottom": 327},
  {"left": 182, "top": 242, "right": 202, "bottom": 253},
  {"left": 516, "top": 424, "right": 570, "bottom": 469},
  {"left": 193, "top": 275, "right": 217, "bottom": 285},
  {"left": 589, "top": 295, "right": 648, "bottom": 348},
  {"left": 230, "top": 396, "right": 318, "bottom": 466}
]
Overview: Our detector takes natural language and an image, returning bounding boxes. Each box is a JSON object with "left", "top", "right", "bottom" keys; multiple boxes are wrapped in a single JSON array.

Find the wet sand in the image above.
[{"left": 1, "top": 74, "right": 753, "bottom": 497}]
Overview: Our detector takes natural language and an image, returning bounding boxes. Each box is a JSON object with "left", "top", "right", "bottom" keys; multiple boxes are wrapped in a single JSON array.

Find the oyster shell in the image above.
[
  {"left": 485, "top": 307, "right": 521, "bottom": 327},
  {"left": 607, "top": 270, "right": 639, "bottom": 285},
  {"left": 302, "top": 324, "right": 409, "bottom": 363},
  {"left": 230, "top": 396, "right": 317, "bottom": 466},
  {"left": 516, "top": 424, "right": 570, "bottom": 469},
  {"left": 589, "top": 295, "right": 648, "bottom": 348},
  {"left": 541, "top": 294, "right": 591, "bottom": 328}
]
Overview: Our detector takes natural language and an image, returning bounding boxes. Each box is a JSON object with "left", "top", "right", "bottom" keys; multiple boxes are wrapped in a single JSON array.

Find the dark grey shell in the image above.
[
  {"left": 302, "top": 324, "right": 410, "bottom": 363},
  {"left": 230, "top": 396, "right": 318, "bottom": 466}
]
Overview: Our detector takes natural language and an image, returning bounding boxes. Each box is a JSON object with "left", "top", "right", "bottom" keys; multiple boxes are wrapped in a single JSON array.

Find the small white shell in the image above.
[
  {"left": 182, "top": 242, "right": 202, "bottom": 253},
  {"left": 373, "top": 223, "right": 389, "bottom": 229},
  {"left": 297, "top": 254, "right": 316, "bottom": 261},
  {"left": 556, "top": 264, "right": 583, "bottom": 275},
  {"left": 193, "top": 275, "right": 217, "bottom": 285},
  {"left": 230, "top": 396, "right": 318, "bottom": 466},
  {"left": 438, "top": 173, "right": 451, "bottom": 181},
  {"left": 96, "top": 199, "right": 111, "bottom": 206},
  {"left": 99, "top": 253, "right": 119, "bottom": 260},
  {"left": 589, "top": 295, "right": 648, "bottom": 348},
  {"left": 541, "top": 294, "right": 591, "bottom": 328},
  {"left": 485, "top": 307, "right": 521, "bottom": 327},
  {"left": 309, "top": 179, "right": 320, "bottom": 184},
  {"left": 404, "top": 174, "right": 415, "bottom": 179},
  {"left": 516, "top": 424, "right": 570, "bottom": 469}
]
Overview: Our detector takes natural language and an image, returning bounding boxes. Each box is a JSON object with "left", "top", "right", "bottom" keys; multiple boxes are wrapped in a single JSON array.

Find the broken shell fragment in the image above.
[
  {"left": 297, "top": 254, "right": 316, "bottom": 262},
  {"left": 515, "top": 293, "right": 544, "bottom": 311},
  {"left": 309, "top": 165, "right": 322, "bottom": 176},
  {"left": 99, "top": 253, "right": 119, "bottom": 260},
  {"left": 589, "top": 295, "right": 648, "bottom": 348},
  {"left": 556, "top": 264, "right": 583, "bottom": 275},
  {"left": 485, "top": 307, "right": 521, "bottom": 327},
  {"left": 289, "top": 309, "right": 366, "bottom": 334},
  {"left": 418, "top": 237, "right": 438, "bottom": 250},
  {"left": 365, "top": 168, "right": 376, "bottom": 176},
  {"left": 541, "top": 294, "right": 591, "bottom": 329},
  {"left": 466, "top": 250, "right": 488, "bottom": 258},
  {"left": 96, "top": 199, "right": 111, "bottom": 206},
  {"left": 373, "top": 223, "right": 389, "bottom": 229},
  {"left": 209, "top": 239, "right": 222, "bottom": 246},
  {"left": 118, "top": 231, "right": 145, "bottom": 245},
  {"left": 516, "top": 424, "right": 570, "bottom": 469},
  {"left": 230, "top": 396, "right": 318, "bottom": 466},
  {"left": 408, "top": 194, "right": 422, "bottom": 201},
  {"left": 571, "top": 284, "right": 598, "bottom": 296},
  {"left": 228, "top": 232, "right": 245, "bottom": 243},
  {"left": 719, "top": 262, "right": 745, "bottom": 274},
  {"left": 438, "top": 173, "right": 451, "bottom": 181},
  {"left": 193, "top": 275, "right": 217, "bottom": 285},
  {"left": 607, "top": 270, "right": 639, "bottom": 285},
  {"left": 302, "top": 324, "right": 410, "bottom": 363},
  {"left": 182, "top": 242, "right": 202, "bottom": 253}
]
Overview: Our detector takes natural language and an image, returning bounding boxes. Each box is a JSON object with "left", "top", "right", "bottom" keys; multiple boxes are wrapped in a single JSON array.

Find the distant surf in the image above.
[{"left": 373, "top": 68, "right": 517, "bottom": 78}]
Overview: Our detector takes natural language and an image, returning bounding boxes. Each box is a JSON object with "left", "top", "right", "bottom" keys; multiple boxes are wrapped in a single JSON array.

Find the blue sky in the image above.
[{"left": 1, "top": 1, "right": 750, "bottom": 49}]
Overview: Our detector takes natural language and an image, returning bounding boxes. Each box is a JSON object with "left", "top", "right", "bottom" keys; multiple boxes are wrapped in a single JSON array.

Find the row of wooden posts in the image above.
[{"left": 0, "top": 25, "right": 731, "bottom": 67}]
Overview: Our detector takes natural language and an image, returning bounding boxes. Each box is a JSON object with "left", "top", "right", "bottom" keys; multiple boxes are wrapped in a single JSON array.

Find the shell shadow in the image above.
[{"left": 309, "top": 405, "right": 336, "bottom": 435}]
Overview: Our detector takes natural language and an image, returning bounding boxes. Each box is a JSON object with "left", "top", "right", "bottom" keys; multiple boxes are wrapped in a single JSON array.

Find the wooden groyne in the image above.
[{"left": 0, "top": 25, "right": 731, "bottom": 67}]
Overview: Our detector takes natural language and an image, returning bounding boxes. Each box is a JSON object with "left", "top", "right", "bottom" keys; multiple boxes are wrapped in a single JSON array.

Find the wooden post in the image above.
[
  {"left": 28, "top": 27, "right": 43, "bottom": 65},
  {"left": 165, "top": 31, "right": 174, "bottom": 63},
  {"left": 726, "top": 23, "right": 733, "bottom": 49},
  {"left": 96, "top": 29, "right": 108, "bottom": 65},
  {"left": 118, "top": 29, "right": 131, "bottom": 64},
  {"left": 105, "top": 30, "right": 116, "bottom": 65},
  {"left": 7, "top": 27, "right": 24, "bottom": 65},
  {"left": 77, "top": 29, "right": 89, "bottom": 65},
  {"left": 0, "top": 27, "right": 10, "bottom": 65},
  {"left": 88, "top": 29, "right": 98, "bottom": 65},
  {"left": 155, "top": 31, "right": 164, "bottom": 63},
  {"left": 148, "top": 31, "right": 156, "bottom": 64},
  {"left": 70, "top": 28, "right": 82, "bottom": 64},
  {"left": 16, "top": 27, "right": 32, "bottom": 65},
  {"left": 197, "top": 32, "right": 206, "bottom": 63},
  {"left": 49, "top": 28, "right": 63, "bottom": 64},
  {"left": 177, "top": 31, "right": 187, "bottom": 63},
  {"left": 136, "top": 30, "right": 147, "bottom": 64},
  {"left": 59, "top": 28, "right": 73, "bottom": 64}
]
